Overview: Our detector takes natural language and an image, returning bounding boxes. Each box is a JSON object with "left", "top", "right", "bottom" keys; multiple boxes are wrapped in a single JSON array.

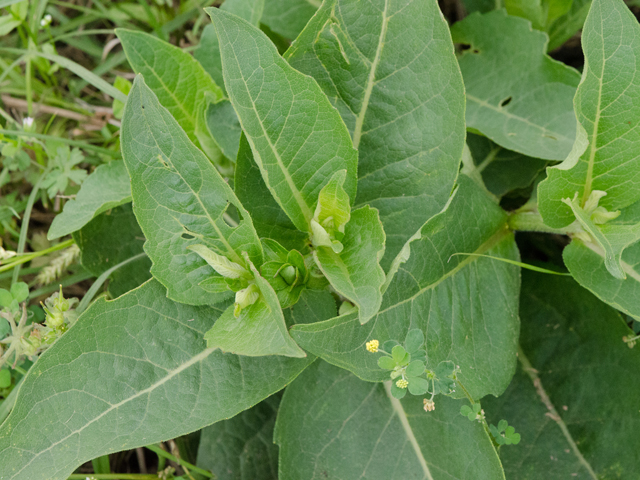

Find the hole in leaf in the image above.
[
  {"left": 499, "top": 96, "right": 513, "bottom": 107},
  {"left": 222, "top": 203, "right": 241, "bottom": 228},
  {"left": 181, "top": 232, "right": 195, "bottom": 240}
]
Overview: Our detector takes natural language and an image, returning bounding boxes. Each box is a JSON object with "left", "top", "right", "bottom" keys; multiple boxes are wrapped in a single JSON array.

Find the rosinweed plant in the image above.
[{"left": 2, "top": 0, "right": 640, "bottom": 478}]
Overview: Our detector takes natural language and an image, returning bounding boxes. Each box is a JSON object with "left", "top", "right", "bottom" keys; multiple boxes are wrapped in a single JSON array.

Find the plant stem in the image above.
[
  {"left": 145, "top": 444, "right": 214, "bottom": 478},
  {"left": 508, "top": 211, "right": 581, "bottom": 235},
  {"left": 10, "top": 167, "right": 51, "bottom": 284},
  {"left": 1, "top": 239, "right": 74, "bottom": 274},
  {"left": 91, "top": 454, "right": 111, "bottom": 474},
  {"left": 456, "top": 378, "right": 499, "bottom": 448},
  {"left": 25, "top": 48, "right": 33, "bottom": 117}
]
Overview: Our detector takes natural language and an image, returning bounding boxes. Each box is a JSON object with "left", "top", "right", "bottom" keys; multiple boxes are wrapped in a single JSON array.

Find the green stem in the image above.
[
  {"left": 145, "top": 444, "right": 214, "bottom": 478},
  {"left": 25, "top": 50, "right": 33, "bottom": 117},
  {"left": 508, "top": 211, "right": 581, "bottom": 235},
  {"left": 76, "top": 253, "right": 147, "bottom": 314},
  {"left": 11, "top": 168, "right": 51, "bottom": 284},
  {"left": 1, "top": 239, "right": 74, "bottom": 274},
  {"left": 456, "top": 378, "right": 499, "bottom": 448},
  {"left": 91, "top": 454, "right": 111, "bottom": 474}
]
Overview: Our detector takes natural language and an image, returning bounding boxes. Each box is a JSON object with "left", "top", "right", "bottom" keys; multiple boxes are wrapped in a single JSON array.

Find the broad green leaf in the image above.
[
  {"left": 207, "top": 7, "right": 358, "bottom": 234},
  {"left": 548, "top": 0, "right": 591, "bottom": 51},
  {"left": 73, "top": 204, "right": 151, "bottom": 298},
  {"left": 314, "top": 206, "right": 385, "bottom": 324},
  {"left": 562, "top": 195, "right": 640, "bottom": 279},
  {"left": 286, "top": 0, "right": 466, "bottom": 269},
  {"left": 483, "top": 271, "right": 640, "bottom": 478},
  {"left": 0, "top": 280, "right": 312, "bottom": 480},
  {"left": 563, "top": 201, "right": 640, "bottom": 317},
  {"left": 205, "top": 99, "right": 243, "bottom": 161},
  {"left": 275, "top": 361, "right": 505, "bottom": 480},
  {"left": 197, "top": 396, "right": 279, "bottom": 480},
  {"left": 195, "top": 0, "right": 264, "bottom": 93},
  {"left": 116, "top": 29, "right": 223, "bottom": 151},
  {"left": 291, "top": 176, "right": 520, "bottom": 399},
  {"left": 204, "top": 257, "right": 306, "bottom": 358},
  {"left": 48, "top": 161, "right": 132, "bottom": 240},
  {"left": 235, "top": 135, "right": 308, "bottom": 251},
  {"left": 261, "top": 0, "right": 318, "bottom": 39},
  {"left": 121, "top": 75, "right": 263, "bottom": 306},
  {"left": 466, "top": 133, "right": 548, "bottom": 198},
  {"left": 451, "top": 10, "right": 580, "bottom": 160},
  {"left": 538, "top": 0, "right": 640, "bottom": 227}
]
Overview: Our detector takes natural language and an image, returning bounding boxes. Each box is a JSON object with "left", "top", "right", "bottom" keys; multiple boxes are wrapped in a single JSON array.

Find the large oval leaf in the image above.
[
  {"left": 47, "top": 161, "right": 132, "bottom": 240},
  {"left": 117, "top": 29, "right": 223, "bottom": 153},
  {"left": 275, "top": 361, "right": 505, "bottom": 480},
  {"left": 0, "top": 280, "right": 312, "bottom": 480},
  {"left": 121, "top": 75, "right": 263, "bottom": 305},
  {"left": 286, "top": 0, "right": 466, "bottom": 269},
  {"left": 451, "top": 10, "right": 580, "bottom": 161},
  {"left": 539, "top": 0, "right": 640, "bottom": 227},
  {"left": 207, "top": 7, "right": 358, "bottom": 235}
]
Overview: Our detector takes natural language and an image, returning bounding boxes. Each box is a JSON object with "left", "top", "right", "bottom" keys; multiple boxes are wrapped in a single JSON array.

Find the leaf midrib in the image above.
[
  {"left": 141, "top": 107, "right": 243, "bottom": 264},
  {"left": 221, "top": 27, "right": 314, "bottom": 230},
  {"left": 517, "top": 345, "right": 598, "bottom": 479},
  {"left": 383, "top": 381, "right": 433, "bottom": 480},
  {"left": 127, "top": 36, "right": 198, "bottom": 135},
  {"left": 352, "top": 0, "right": 390, "bottom": 149},
  {"left": 580, "top": 12, "right": 606, "bottom": 206}
]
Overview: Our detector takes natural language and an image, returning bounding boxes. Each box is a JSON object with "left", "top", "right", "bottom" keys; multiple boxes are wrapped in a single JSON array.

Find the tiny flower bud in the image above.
[
  {"left": 234, "top": 284, "right": 260, "bottom": 317},
  {"left": 22, "top": 117, "right": 35, "bottom": 131},
  {"left": 396, "top": 378, "right": 408, "bottom": 389},
  {"left": 366, "top": 339, "right": 379, "bottom": 353},
  {"left": 280, "top": 265, "right": 297, "bottom": 285},
  {"left": 423, "top": 398, "right": 435, "bottom": 412},
  {"left": 40, "top": 14, "right": 52, "bottom": 27}
]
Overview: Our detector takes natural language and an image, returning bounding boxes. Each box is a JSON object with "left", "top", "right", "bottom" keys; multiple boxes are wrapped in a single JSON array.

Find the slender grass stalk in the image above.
[
  {"left": 76, "top": 253, "right": 147, "bottom": 314},
  {"left": 1, "top": 239, "right": 74, "bottom": 275},
  {"left": 11, "top": 168, "right": 51, "bottom": 285}
]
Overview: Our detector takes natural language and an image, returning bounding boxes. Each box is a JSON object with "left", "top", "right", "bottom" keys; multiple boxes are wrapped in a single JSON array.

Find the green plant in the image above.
[{"left": 1, "top": 0, "right": 640, "bottom": 478}]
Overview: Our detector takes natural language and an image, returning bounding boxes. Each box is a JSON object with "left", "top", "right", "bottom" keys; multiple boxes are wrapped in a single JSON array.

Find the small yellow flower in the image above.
[
  {"left": 423, "top": 398, "right": 435, "bottom": 412},
  {"left": 366, "top": 339, "right": 379, "bottom": 353},
  {"left": 396, "top": 378, "right": 408, "bottom": 389}
]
